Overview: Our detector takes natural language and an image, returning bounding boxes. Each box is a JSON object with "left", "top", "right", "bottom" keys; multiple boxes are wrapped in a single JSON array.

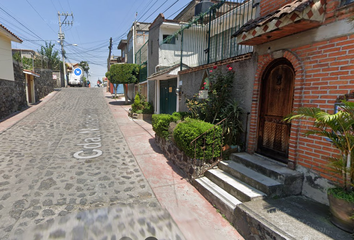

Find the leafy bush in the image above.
[
  {"left": 185, "top": 65, "right": 245, "bottom": 146},
  {"left": 186, "top": 65, "right": 235, "bottom": 123},
  {"left": 142, "top": 101, "right": 153, "bottom": 114},
  {"left": 131, "top": 93, "right": 154, "bottom": 114},
  {"left": 131, "top": 94, "right": 142, "bottom": 112},
  {"left": 152, "top": 114, "right": 180, "bottom": 139},
  {"left": 172, "top": 112, "right": 189, "bottom": 120},
  {"left": 221, "top": 100, "right": 244, "bottom": 146},
  {"left": 173, "top": 118, "right": 222, "bottom": 159}
]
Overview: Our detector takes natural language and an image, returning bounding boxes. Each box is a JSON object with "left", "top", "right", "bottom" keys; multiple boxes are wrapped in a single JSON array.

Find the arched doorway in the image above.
[{"left": 257, "top": 58, "right": 295, "bottom": 163}]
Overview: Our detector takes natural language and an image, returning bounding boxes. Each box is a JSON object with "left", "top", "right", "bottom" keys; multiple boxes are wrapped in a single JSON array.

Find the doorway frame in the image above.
[
  {"left": 247, "top": 50, "right": 305, "bottom": 169},
  {"left": 256, "top": 58, "right": 295, "bottom": 163}
]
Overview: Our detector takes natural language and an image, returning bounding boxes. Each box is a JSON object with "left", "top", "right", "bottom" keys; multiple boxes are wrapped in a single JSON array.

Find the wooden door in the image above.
[{"left": 257, "top": 59, "right": 294, "bottom": 163}]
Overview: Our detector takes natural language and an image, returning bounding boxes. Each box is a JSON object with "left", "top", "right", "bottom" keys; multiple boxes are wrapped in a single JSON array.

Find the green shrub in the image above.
[
  {"left": 131, "top": 94, "right": 142, "bottom": 113},
  {"left": 172, "top": 112, "right": 189, "bottom": 120},
  {"left": 131, "top": 93, "right": 154, "bottom": 114},
  {"left": 142, "top": 101, "right": 154, "bottom": 114},
  {"left": 152, "top": 114, "right": 180, "bottom": 139},
  {"left": 173, "top": 118, "right": 222, "bottom": 159}
]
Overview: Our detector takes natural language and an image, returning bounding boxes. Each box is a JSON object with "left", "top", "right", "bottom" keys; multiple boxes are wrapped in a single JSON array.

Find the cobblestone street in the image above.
[{"left": 0, "top": 88, "right": 184, "bottom": 240}]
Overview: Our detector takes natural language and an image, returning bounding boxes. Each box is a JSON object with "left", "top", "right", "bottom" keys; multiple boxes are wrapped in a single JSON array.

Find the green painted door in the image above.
[{"left": 160, "top": 78, "right": 177, "bottom": 114}]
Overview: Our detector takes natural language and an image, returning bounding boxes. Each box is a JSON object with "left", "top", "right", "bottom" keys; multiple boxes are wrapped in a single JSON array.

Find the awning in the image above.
[
  {"left": 232, "top": 0, "right": 325, "bottom": 45},
  {"left": 147, "top": 64, "right": 189, "bottom": 81},
  {"left": 23, "top": 69, "right": 40, "bottom": 78}
]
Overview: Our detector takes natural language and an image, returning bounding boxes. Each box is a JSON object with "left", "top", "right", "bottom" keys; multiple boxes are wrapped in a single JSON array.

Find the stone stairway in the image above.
[{"left": 193, "top": 152, "right": 304, "bottom": 224}]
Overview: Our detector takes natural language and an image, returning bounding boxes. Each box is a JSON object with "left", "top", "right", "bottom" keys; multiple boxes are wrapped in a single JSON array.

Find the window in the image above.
[
  {"left": 150, "top": 40, "right": 153, "bottom": 55},
  {"left": 163, "top": 35, "right": 176, "bottom": 44}
]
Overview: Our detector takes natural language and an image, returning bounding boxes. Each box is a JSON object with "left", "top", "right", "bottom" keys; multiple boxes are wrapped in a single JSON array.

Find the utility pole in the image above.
[
  {"left": 58, "top": 12, "right": 74, "bottom": 87},
  {"left": 107, "top": 37, "right": 113, "bottom": 92},
  {"left": 107, "top": 37, "right": 112, "bottom": 72}
]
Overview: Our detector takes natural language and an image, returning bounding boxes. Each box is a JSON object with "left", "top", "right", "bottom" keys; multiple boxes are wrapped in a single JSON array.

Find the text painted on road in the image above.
[{"left": 73, "top": 112, "right": 103, "bottom": 159}]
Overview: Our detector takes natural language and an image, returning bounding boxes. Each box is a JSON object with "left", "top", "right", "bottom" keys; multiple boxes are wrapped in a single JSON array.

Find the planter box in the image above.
[
  {"left": 132, "top": 113, "right": 152, "bottom": 121},
  {"left": 128, "top": 109, "right": 152, "bottom": 121}
]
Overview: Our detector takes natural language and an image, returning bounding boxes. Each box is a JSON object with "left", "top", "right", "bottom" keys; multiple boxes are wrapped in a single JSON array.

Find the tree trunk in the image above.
[
  {"left": 124, "top": 84, "right": 128, "bottom": 104},
  {"left": 114, "top": 84, "right": 118, "bottom": 99}
]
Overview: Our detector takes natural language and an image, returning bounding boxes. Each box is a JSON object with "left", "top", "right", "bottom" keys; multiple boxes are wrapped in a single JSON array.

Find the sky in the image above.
[{"left": 1, "top": 0, "right": 192, "bottom": 82}]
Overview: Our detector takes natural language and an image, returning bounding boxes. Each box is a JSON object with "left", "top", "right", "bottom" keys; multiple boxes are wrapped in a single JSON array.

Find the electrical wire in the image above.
[
  {"left": 0, "top": 7, "right": 44, "bottom": 41},
  {"left": 25, "top": 0, "right": 57, "bottom": 34},
  {"left": 167, "top": 2, "right": 190, "bottom": 19},
  {"left": 142, "top": 0, "right": 169, "bottom": 22}
]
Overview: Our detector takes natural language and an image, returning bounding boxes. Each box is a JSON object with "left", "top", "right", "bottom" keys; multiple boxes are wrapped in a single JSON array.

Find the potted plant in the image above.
[{"left": 285, "top": 101, "right": 354, "bottom": 233}]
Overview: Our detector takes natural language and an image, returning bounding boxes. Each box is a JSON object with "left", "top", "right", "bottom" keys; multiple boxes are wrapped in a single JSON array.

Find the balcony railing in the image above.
[{"left": 162, "top": 0, "right": 256, "bottom": 68}]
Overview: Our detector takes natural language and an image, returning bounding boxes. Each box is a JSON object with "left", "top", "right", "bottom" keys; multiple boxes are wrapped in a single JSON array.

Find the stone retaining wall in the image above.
[
  {"left": 0, "top": 62, "right": 27, "bottom": 120},
  {"left": 154, "top": 134, "right": 216, "bottom": 180},
  {"left": 34, "top": 69, "right": 54, "bottom": 102}
]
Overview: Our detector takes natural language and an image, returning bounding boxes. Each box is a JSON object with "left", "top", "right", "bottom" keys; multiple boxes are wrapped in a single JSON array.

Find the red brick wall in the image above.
[
  {"left": 260, "top": 0, "right": 293, "bottom": 16},
  {"left": 248, "top": 33, "right": 354, "bottom": 180}
]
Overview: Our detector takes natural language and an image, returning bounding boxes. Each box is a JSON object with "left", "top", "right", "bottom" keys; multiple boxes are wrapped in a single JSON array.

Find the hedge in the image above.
[
  {"left": 152, "top": 114, "right": 181, "bottom": 139},
  {"left": 173, "top": 118, "right": 222, "bottom": 159}
]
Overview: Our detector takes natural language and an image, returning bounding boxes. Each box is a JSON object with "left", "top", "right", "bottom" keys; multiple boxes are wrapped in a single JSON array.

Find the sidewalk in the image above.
[{"left": 105, "top": 93, "right": 243, "bottom": 240}]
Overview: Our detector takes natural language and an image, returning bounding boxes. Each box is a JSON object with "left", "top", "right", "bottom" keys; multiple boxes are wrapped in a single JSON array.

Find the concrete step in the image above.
[
  {"left": 218, "top": 160, "right": 283, "bottom": 198},
  {"left": 194, "top": 177, "right": 242, "bottom": 223},
  {"left": 231, "top": 152, "right": 303, "bottom": 196},
  {"left": 233, "top": 196, "right": 352, "bottom": 240},
  {"left": 205, "top": 168, "right": 266, "bottom": 202}
]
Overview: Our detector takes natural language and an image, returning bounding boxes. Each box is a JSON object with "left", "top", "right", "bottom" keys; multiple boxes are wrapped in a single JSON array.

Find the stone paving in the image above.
[{"left": 0, "top": 88, "right": 184, "bottom": 240}]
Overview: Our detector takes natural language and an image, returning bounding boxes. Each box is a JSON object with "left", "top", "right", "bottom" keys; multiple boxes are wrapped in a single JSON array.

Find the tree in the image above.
[
  {"left": 105, "top": 63, "right": 139, "bottom": 104},
  {"left": 38, "top": 41, "right": 60, "bottom": 70},
  {"left": 79, "top": 61, "right": 90, "bottom": 79}
]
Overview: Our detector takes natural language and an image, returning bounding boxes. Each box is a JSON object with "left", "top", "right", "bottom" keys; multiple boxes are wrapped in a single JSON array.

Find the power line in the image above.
[
  {"left": 137, "top": 0, "right": 159, "bottom": 22},
  {"left": 0, "top": 6, "right": 44, "bottom": 41},
  {"left": 167, "top": 2, "right": 189, "bottom": 19},
  {"left": 25, "top": 0, "right": 57, "bottom": 34},
  {"left": 162, "top": 0, "right": 180, "bottom": 14},
  {"left": 142, "top": 0, "right": 169, "bottom": 22}
]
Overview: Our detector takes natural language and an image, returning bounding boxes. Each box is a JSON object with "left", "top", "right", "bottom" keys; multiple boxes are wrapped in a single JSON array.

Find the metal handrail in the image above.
[{"left": 190, "top": 118, "right": 227, "bottom": 161}]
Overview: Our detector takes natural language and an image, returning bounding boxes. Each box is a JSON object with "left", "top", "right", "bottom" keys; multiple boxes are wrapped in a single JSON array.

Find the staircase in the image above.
[{"left": 193, "top": 152, "right": 304, "bottom": 224}]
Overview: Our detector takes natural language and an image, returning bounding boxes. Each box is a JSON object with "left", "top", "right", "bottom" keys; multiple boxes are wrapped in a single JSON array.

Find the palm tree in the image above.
[
  {"left": 285, "top": 101, "right": 354, "bottom": 192},
  {"left": 38, "top": 41, "right": 60, "bottom": 70}
]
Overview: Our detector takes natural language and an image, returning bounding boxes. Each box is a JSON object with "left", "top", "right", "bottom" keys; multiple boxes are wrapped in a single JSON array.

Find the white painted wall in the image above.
[
  {"left": 0, "top": 35, "right": 15, "bottom": 81},
  {"left": 159, "top": 24, "right": 207, "bottom": 68},
  {"left": 159, "top": 25, "right": 183, "bottom": 67}
]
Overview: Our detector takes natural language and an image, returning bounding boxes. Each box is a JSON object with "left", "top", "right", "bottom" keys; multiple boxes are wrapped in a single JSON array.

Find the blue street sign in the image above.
[{"left": 74, "top": 68, "right": 82, "bottom": 76}]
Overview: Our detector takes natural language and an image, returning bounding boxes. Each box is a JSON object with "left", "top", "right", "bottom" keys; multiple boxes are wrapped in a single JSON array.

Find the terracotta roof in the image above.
[
  {"left": 23, "top": 69, "right": 40, "bottom": 77},
  {"left": 0, "top": 23, "right": 22, "bottom": 42},
  {"left": 232, "top": 0, "right": 313, "bottom": 38}
]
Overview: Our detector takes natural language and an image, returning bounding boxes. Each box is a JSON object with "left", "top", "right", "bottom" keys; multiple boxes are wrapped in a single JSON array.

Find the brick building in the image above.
[{"left": 234, "top": 0, "right": 354, "bottom": 203}]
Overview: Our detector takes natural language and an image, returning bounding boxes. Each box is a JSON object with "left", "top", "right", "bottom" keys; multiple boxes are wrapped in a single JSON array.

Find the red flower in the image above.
[
  {"left": 226, "top": 64, "right": 230, "bottom": 68},
  {"left": 213, "top": 65, "right": 217, "bottom": 69},
  {"left": 201, "top": 87, "right": 205, "bottom": 90},
  {"left": 203, "top": 82, "right": 206, "bottom": 85},
  {"left": 209, "top": 70, "right": 213, "bottom": 73},
  {"left": 228, "top": 67, "right": 233, "bottom": 71}
]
